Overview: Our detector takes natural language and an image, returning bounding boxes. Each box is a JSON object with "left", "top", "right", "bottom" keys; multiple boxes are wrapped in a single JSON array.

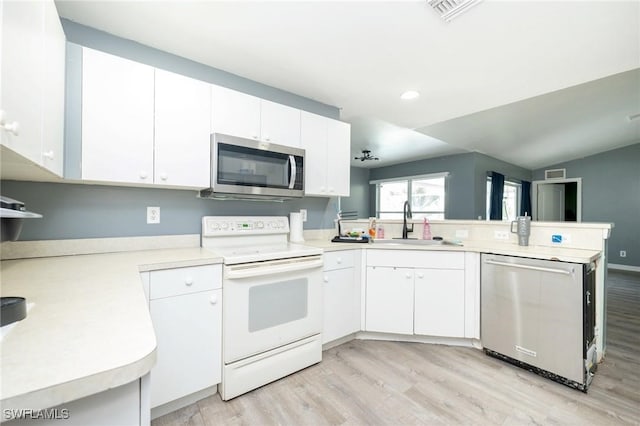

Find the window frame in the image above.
[
  {"left": 486, "top": 176, "right": 522, "bottom": 221},
  {"left": 371, "top": 172, "right": 449, "bottom": 219}
]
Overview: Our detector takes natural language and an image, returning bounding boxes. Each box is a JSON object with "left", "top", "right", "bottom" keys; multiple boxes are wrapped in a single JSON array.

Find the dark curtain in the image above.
[
  {"left": 489, "top": 171, "right": 504, "bottom": 220},
  {"left": 520, "top": 180, "right": 532, "bottom": 217}
]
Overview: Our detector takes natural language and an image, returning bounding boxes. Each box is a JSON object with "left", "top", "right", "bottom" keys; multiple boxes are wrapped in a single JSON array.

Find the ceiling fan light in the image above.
[{"left": 400, "top": 90, "right": 420, "bottom": 100}]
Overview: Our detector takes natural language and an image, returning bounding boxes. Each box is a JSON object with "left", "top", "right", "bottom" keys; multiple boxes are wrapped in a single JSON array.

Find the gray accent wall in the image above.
[
  {"left": 367, "top": 152, "right": 532, "bottom": 220},
  {"left": 0, "top": 180, "right": 339, "bottom": 240},
  {"left": 533, "top": 143, "right": 640, "bottom": 267},
  {"left": 340, "top": 167, "right": 371, "bottom": 218}
]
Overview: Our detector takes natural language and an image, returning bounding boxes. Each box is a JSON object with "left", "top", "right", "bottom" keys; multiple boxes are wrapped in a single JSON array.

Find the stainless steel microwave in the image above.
[{"left": 200, "top": 133, "right": 305, "bottom": 200}]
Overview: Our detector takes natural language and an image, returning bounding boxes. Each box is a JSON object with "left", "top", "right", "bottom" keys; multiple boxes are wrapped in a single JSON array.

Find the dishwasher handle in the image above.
[{"left": 484, "top": 259, "right": 573, "bottom": 275}]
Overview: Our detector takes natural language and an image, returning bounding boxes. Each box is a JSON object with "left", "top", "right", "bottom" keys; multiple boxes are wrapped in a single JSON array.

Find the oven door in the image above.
[
  {"left": 223, "top": 255, "right": 323, "bottom": 364},
  {"left": 213, "top": 133, "right": 304, "bottom": 198}
]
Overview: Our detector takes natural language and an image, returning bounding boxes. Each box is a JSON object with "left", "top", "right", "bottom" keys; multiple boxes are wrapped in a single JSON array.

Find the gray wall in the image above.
[
  {"left": 367, "top": 152, "right": 532, "bottom": 219},
  {"left": 0, "top": 180, "right": 339, "bottom": 240},
  {"left": 533, "top": 143, "right": 640, "bottom": 267},
  {"left": 340, "top": 167, "right": 370, "bottom": 218}
]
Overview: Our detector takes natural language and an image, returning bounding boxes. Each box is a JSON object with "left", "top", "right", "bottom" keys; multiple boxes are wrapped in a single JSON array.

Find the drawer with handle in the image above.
[
  {"left": 149, "top": 264, "right": 222, "bottom": 300},
  {"left": 323, "top": 250, "right": 356, "bottom": 271}
]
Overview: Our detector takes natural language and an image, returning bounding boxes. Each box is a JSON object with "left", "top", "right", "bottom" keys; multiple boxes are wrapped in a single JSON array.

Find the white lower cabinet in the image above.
[
  {"left": 146, "top": 265, "right": 222, "bottom": 409},
  {"left": 322, "top": 250, "right": 361, "bottom": 344},
  {"left": 365, "top": 266, "right": 414, "bottom": 335},
  {"left": 414, "top": 268, "right": 465, "bottom": 337},
  {"left": 4, "top": 380, "right": 143, "bottom": 426},
  {"left": 365, "top": 250, "right": 471, "bottom": 338}
]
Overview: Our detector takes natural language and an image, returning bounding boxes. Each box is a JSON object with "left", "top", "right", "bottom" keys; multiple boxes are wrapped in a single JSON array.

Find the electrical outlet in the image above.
[
  {"left": 300, "top": 209, "right": 307, "bottom": 222},
  {"left": 147, "top": 207, "right": 160, "bottom": 224},
  {"left": 620, "top": 250, "right": 627, "bottom": 258},
  {"left": 494, "top": 230, "right": 509, "bottom": 240}
]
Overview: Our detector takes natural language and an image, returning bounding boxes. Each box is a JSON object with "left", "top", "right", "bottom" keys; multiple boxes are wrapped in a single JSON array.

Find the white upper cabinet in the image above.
[
  {"left": 82, "top": 48, "right": 155, "bottom": 184},
  {"left": 0, "top": 0, "right": 65, "bottom": 176},
  {"left": 211, "top": 85, "right": 261, "bottom": 140},
  {"left": 211, "top": 85, "right": 301, "bottom": 148},
  {"left": 301, "top": 111, "right": 351, "bottom": 197},
  {"left": 82, "top": 50, "right": 211, "bottom": 188},
  {"left": 154, "top": 69, "right": 211, "bottom": 188},
  {"left": 260, "top": 99, "right": 301, "bottom": 147}
]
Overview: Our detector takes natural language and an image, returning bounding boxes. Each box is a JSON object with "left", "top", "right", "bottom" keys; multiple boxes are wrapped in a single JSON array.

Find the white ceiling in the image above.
[{"left": 55, "top": 0, "right": 640, "bottom": 170}]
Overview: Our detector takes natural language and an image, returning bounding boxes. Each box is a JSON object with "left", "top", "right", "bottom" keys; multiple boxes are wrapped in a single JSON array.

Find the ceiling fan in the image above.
[{"left": 354, "top": 149, "right": 380, "bottom": 162}]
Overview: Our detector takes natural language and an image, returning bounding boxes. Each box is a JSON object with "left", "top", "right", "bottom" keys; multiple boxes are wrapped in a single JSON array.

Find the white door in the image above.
[
  {"left": 300, "top": 111, "right": 328, "bottom": 196},
  {"left": 82, "top": 48, "right": 155, "bottom": 183},
  {"left": 326, "top": 118, "right": 351, "bottom": 196},
  {"left": 322, "top": 268, "right": 357, "bottom": 344},
  {"left": 414, "top": 268, "right": 465, "bottom": 337},
  {"left": 260, "top": 100, "right": 301, "bottom": 147},
  {"left": 223, "top": 261, "right": 323, "bottom": 363},
  {"left": 154, "top": 69, "right": 211, "bottom": 188},
  {"left": 0, "top": 0, "right": 44, "bottom": 163},
  {"left": 211, "top": 85, "right": 261, "bottom": 140},
  {"left": 538, "top": 183, "right": 565, "bottom": 221},
  {"left": 365, "top": 266, "right": 414, "bottom": 334}
]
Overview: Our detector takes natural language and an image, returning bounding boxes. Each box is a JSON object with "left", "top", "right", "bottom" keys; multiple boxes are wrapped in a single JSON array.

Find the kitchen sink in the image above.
[{"left": 373, "top": 238, "right": 447, "bottom": 246}]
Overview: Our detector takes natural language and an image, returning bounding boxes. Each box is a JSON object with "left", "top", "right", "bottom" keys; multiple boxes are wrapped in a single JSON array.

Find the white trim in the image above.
[
  {"left": 608, "top": 263, "right": 640, "bottom": 273},
  {"left": 532, "top": 177, "right": 582, "bottom": 222},
  {"left": 369, "top": 171, "right": 449, "bottom": 185}
]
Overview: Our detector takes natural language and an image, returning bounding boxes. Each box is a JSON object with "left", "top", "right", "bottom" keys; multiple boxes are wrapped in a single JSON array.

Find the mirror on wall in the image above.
[{"left": 532, "top": 178, "right": 582, "bottom": 221}]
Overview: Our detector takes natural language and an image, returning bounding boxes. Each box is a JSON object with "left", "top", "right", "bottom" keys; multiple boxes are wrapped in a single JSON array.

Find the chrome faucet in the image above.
[{"left": 402, "top": 200, "right": 414, "bottom": 239}]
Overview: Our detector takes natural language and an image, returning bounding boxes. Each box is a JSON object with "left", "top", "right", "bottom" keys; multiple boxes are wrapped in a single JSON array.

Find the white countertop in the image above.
[
  {"left": 303, "top": 239, "right": 601, "bottom": 263},
  {"left": 0, "top": 248, "right": 222, "bottom": 414}
]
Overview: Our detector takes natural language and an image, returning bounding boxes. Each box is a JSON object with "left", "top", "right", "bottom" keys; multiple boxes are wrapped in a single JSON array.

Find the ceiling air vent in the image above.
[
  {"left": 545, "top": 169, "right": 567, "bottom": 180},
  {"left": 427, "top": 0, "right": 482, "bottom": 22}
]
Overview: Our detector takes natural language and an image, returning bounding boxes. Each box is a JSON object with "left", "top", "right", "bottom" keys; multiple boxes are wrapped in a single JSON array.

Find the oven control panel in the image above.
[{"left": 202, "top": 216, "right": 289, "bottom": 236}]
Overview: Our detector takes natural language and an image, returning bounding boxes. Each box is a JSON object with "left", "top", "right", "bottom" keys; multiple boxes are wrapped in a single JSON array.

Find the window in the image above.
[
  {"left": 373, "top": 173, "right": 447, "bottom": 219},
  {"left": 486, "top": 177, "right": 521, "bottom": 221}
]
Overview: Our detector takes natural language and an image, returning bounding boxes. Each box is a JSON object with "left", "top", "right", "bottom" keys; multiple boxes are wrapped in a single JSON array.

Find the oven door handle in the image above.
[
  {"left": 288, "top": 155, "right": 296, "bottom": 189},
  {"left": 225, "top": 256, "right": 323, "bottom": 279}
]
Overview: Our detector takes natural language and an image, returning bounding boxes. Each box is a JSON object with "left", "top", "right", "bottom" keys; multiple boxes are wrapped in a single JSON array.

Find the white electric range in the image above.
[{"left": 201, "top": 216, "right": 323, "bottom": 400}]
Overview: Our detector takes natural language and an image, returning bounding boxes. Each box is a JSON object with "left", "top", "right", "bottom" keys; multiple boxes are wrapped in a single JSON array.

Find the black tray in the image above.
[{"left": 331, "top": 236, "right": 370, "bottom": 244}]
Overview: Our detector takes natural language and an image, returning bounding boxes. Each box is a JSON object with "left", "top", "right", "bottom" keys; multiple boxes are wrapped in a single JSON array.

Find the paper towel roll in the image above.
[{"left": 289, "top": 212, "right": 304, "bottom": 242}]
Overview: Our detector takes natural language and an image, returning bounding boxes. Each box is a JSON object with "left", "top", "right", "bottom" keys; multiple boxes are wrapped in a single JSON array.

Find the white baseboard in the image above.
[{"left": 608, "top": 263, "right": 640, "bottom": 273}]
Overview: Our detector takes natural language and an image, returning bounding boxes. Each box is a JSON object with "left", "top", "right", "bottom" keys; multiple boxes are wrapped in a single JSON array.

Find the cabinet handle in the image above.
[
  {"left": 185, "top": 277, "right": 194, "bottom": 286},
  {"left": 405, "top": 273, "right": 412, "bottom": 279},
  {"left": 43, "top": 150, "right": 54, "bottom": 160},
  {"left": 210, "top": 294, "right": 218, "bottom": 305},
  {"left": 328, "top": 187, "right": 334, "bottom": 193},
  {"left": 252, "top": 134, "right": 259, "bottom": 140},
  {"left": 2, "top": 121, "right": 20, "bottom": 136},
  {"left": 160, "top": 173, "right": 168, "bottom": 181},
  {"left": 336, "top": 258, "right": 342, "bottom": 264},
  {"left": 139, "top": 171, "right": 148, "bottom": 179},
  {"left": 416, "top": 273, "right": 424, "bottom": 279},
  {"left": 320, "top": 186, "right": 325, "bottom": 193},
  {"left": 323, "top": 276, "right": 329, "bottom": 283},
  {"left": 264, "top": 135, "right": 271, "bottom": 141}
]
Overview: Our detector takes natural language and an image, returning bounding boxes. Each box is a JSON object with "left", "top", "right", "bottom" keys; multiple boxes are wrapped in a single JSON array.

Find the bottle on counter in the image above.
[
  {"left": 368, "top": 218, "right": 377, "bottom": 239},
  {"left": 422, "top": 217, "right": 432, "bottom": 240},
  {"left": 377, "top": 224, "right": 385, "bottom": 239}
]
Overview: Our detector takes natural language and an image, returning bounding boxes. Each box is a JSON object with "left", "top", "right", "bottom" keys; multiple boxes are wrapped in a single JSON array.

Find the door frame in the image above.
[{"left": 532, "top": 178, "right": 582, "bottom": 222}]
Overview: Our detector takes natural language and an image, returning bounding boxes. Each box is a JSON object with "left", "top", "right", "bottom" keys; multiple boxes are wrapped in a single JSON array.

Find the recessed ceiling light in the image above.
[{"left": 400, "top": 90, "right": 420, "bottom": 100}]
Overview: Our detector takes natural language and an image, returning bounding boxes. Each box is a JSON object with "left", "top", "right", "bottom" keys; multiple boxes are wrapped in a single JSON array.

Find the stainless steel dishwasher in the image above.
[{"left": 481, "top": 253, "right": 597, "bottom": 391}]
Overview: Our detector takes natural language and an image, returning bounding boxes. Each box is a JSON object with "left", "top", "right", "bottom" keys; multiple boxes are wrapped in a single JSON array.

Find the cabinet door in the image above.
[
  {"left": 82, "top": 48, "right": 154, "bottom": 183},
  {"left": 40, "top": 0, "right": 65, "bottom": 176},
  {"left": 0, "top": 0, "right": 44, "bottom": 163},
  {"left": 150, "top": 289, "right": 222, "bottom": 408},
  {"left": 323, "top": 267, "right": 358, "bottom": 344},
  {"left": 365, "top": 266, "right": 414, "bottom": 334},
  {"left": 326, "top": 119, "right": 351, "bottom": 196},
  {"left": 154, "top": 69, "right": 211, "bottom": 188},
  {"left": 414, "top": 268, "right": 465, "bottom": 337},
  {"left": 300, "top": 111, "right": 328, "bottom": 196},
  {"left": 260, "top": 99, "right": 301, "bottom": 147},
  {"left": 211, "top": 85, "right": 260, "bottom": 140}
]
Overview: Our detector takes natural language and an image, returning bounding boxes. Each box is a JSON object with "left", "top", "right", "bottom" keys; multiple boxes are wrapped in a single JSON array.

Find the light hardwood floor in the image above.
[{"left": 153, "top": 270, "right": 640, "bottom": 425}]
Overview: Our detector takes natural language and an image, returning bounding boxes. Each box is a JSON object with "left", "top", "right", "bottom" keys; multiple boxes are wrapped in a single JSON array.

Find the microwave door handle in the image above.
[{"left": 288, "top": 155, "right": 296, "bottom": 189}]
